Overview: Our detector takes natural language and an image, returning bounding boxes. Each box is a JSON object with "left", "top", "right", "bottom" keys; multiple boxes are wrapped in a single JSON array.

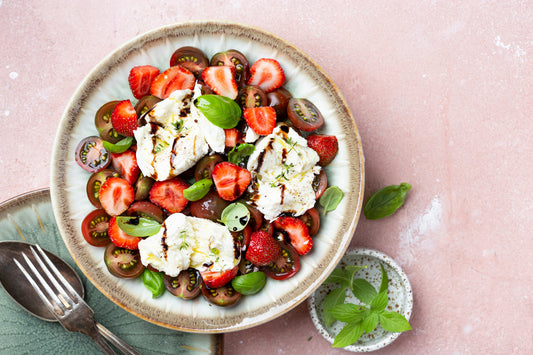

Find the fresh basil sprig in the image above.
[
  {"left": 319, "top": 186, "right": 344, "bottom": 216},
  {"left": 194, "top": 95, "right": 241, "bottom": 129},
  {"left": 363, "top": 183, "right": 411, "bottom": 220},
  {"left": 102, "top": 136, "right": 133, "bottom": 153},
  {"left": 231, "top": 271, "right": 267, "bottom": 295},
  {"left": 220, "top": 203, "right": 250, "bottom": 232},
  {"left": 183, "top": 178, "right": 213, "bottom": 201},
  {"left": 141, "top": 268, "right": 165, "bottom": 298},
  {"left": 116, "top": 216, "right": 161, "bottom": 237},
  {"left": 228, "top": 143, "right": 255, "bottom": 165}
]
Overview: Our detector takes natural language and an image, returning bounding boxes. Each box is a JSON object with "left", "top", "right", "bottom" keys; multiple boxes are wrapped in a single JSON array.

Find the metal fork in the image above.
[{"left": 14, "top": 244, "right": 140, "bottom": 355}]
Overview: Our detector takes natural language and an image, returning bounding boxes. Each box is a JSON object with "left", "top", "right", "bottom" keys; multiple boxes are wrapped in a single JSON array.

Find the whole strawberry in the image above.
[
  {"left": 307, "top": 134, "right": 339, "bottom": 166},
  {"left": 246, "top": 231, "right": 282, "bottom": 266}
]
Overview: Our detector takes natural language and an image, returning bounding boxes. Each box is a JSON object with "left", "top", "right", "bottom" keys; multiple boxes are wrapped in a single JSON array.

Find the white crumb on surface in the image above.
[
  {"left": 494, "top": 35, "right": 527, "bottom": 61},
  {"left": 9, "top": 72, "right": 18, "bottom": 79}
]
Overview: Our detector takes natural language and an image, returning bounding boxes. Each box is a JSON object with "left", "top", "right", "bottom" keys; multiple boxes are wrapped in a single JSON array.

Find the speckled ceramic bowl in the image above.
[
  {"left": 50, "top": 21, "right": 364, "bottom": 333},
  {"left": 308, "top": 248, "right": 413, "bottom": 352}
]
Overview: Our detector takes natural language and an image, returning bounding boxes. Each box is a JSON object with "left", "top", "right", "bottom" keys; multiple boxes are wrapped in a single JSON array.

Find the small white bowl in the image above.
[{"left": 308, "top": 248, "right": 413, "bottom": 352}]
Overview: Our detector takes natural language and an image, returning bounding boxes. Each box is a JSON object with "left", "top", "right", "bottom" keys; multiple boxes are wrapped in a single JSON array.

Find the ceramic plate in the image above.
[
  {"left": 0, "top": 189, "right": 222, "bottom": 354},
  {"left": 50, "top": 21, "right": 364, "bottom": 332}
]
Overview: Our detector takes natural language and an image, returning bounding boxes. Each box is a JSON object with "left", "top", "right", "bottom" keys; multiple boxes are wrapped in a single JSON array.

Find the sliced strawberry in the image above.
[
  {"left": 247, "top": 58, "right": 285, "bottom": 93},
  {"left": 110, "top": 150, "right": 140, "bottom": 185},
  {"left": 108, "top": 215, "right": 141, "bottom": 250},
  {"left": 307, "top": 134, "right": 339, "bottom": 166},
  {"left": 243, "top": 106, "right": 277, "bottom": 135},
  {"left": 150, "top": 66, "right": 195, "bottom": 99},
  {"left": 98, "top": 177, "right": 135, "bottom": 216},
  {"left": 224, "top": 128, "right": 243, "bottom": 148},
  {"left": 246, "top": 231, "right": 282, "bottom": 266},
  {"left": 202, "top": 66, "right": 238, "bottom": 100},
  {"left": 149, "top": 177, "right": 189, "bottom": 213},
  {"left": 272, "top": 216, "right": 312, "bottom": 256},
  {"left": 212, "top": 162, "right": 251, "bottom": 201},
  {"left": 128, "top": 65, "right": 160, "bottom": 99},
  {"left": 110, "top": 100, "right": 138, "bottom": 137},
  {"left": 200, "top": 265, "right": 238, "bottom": 288}
]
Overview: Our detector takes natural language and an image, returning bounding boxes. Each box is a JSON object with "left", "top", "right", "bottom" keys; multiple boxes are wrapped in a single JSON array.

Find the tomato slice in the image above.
[
  {"left": 194, "top": 154, "right": 224, "bottom": 181},
  {"left": 262, "top": 242, "right": 300, "bottom": 280},
  {"left": 210, "top": 49, "right": 250, "bottom": 86},
  {"left": 81, "top": 209, "right": 111, "bottom": 247},
  {"left": 75, "top": 136, "right": 111, "bottom": 173},
  {"left": 164, "top": 269, "right": 202, "bottom": 299},
  {"left": 126, "top": 201, "right": 164, "bottom": 224},
  {"left": 201, "top": 283, "right": 242, "bottom": 307},
  {"left": 104, "top": 243, "right": 144, "bottom": 278},
  {"left": 169, "top": 46, "right": 209, "bottom": 78},
  {"left": 94, "top": 101, "right": 124, "bottom": 144},
  {"left": 86, "top": 169, "right": 120, "bottom": 208},
  {"left": 287, "top": 98, "right": 324, "bottom": 132},
  {"left": 299, "top": 208, "right": 320, "bottom": 236},
  {"left": 134, "top": 95, "right": 161, "bottom": 118},
  {"left": 313, "top": 169, "right": 328, "bottom": 199}
]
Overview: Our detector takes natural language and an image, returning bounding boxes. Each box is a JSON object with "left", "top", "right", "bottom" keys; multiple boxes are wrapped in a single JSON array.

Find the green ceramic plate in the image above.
[{"left": 0, "top": 188, "right": 222, "bottom": 354}]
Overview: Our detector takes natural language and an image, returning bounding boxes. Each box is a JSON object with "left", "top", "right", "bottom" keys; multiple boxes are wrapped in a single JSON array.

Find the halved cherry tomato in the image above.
[
  {"left": 313, "top": 169, "right": 328, "bottom": 199},
  {"left": 232, "top": 224, "right": 252, "bottom": 253},
  {"left": 81, "top": 209, "right": 111, "bottom": 247},
  {"left": 287, "top": 98, "right": 324, "bottom": 132},
  {"left": 262, "top": 242, "right": 300, "bottom": 280},
  {"left": 210, "top": 49, "right": 250, "bottom": 86},
  {"left": 259, "top": 220, "right": 274, "bottom": 237},
  {"left": 164, "top": 268, "right": 202, "bottom": 299},
  {"left": 75, "top": 136, "right": 111, "bottom": 173},
  {"left": 201, "top": 283, "right": 241, "bottom": 307},
  {"left": 104, "top": 243, "right": 145, "bottom": 278},
  {"left": 169, "top": 46, "right": 209, "bottom": 78},
  {"left": 238, "top": 258, "right": 260, "bottom": 275},
  {"left": 189, "top": 190, "right": 229, "bottom": 222},
  {"left": 267, "top": 87, "right": 292, "bottom": 118},
  {"left": 200, "top": 266, "right": 238, "bottom": 289},
  {"left": 243, "top": 203, "right": 263, "bottom": 231},
  {"left": 94, "top": 101, "right": 124, "bottom": 144},
  {"left": 134, "top": 174, "right": 155, "bottom": 201},
  {"left": 134, "top": 95, "right": 161, "bottom": 118},
  {"left": 86, "top": 169, "right": 120, "bottom": 208},
  {"left": 126, "top": 201, "right": 164, "bottom": 224},
  {"left": 299, "top": 208, "right": 320, "bottom": 236},
  {"left": 194, "top": 154, "right": 224, "bottom": 181},
  {"left": 237, "top": 86, "right": 267, "bottom": 109}
]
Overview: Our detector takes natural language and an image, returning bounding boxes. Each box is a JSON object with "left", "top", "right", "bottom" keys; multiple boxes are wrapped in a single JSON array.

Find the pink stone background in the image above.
[{"left": 1, "top": 1, "right": 532, "bottom": 354}]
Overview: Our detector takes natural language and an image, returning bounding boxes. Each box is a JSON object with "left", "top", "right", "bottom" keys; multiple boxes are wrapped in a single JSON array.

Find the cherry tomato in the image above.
[
  {"left": 194, "top": 154, "right": 224, "bottom": 181},
  {"left": 189, "top": 190, "right": 229, "bottom": 222},
  {"left": 262, "top": 242, "right": 300, "bottom": 280},
  {"left": 134, "top": 174, "right": 155, "bottom": 201},
  {"left": 104, "top": 243, "right": 145, "bottom": 278},
  {"left": 237, "top": 86, "right": 267, "bottom": 109},
  {"left": 201, "top": 283, "right": 241, "bottom": 307},
  {"left": 242, "top": 203, "right": 263, "bottom": 231},
  {"left": 75, "top": 136, "right": 111, "bottom": 173},
  {"left": 287, "top": 98, "right": 324, "bottom": 132},
  {"left": 299, "top": 208, "right": 320, "bottom": 236},
  {"left": 313, "top": 169, "right": 328, "bottom": 199},
  {"left": 134, "top": 95, "right": 161, "bottom": 118},
  {"left": 94, "top": 101, "right": 124, "bottom": 144},
  {"left": 86, "top": 169, "right": 120, "bottom": 208},
  {"left": 210, "top": 49, "right": 250, "bottom": 86},
  {"left": 232, "top": 224, "right": 252, "bottom": 254},
  {"left": 164, "top": 268, "right": 202, "bottom": 299},
  {"left": 81, "top": 209, "right": 111, "bottom": 247},
  {"left": 126, "top": 201, "right": 164, "bottom": 224},
  {"left": 267, "top": 87, "right": 292, "bottom": 118},
  {"left": 238, "top": 258, "right": 259, "bottom": 275},
  {"left": 169, "top": 46, "right": 209, "bottom": 78}
]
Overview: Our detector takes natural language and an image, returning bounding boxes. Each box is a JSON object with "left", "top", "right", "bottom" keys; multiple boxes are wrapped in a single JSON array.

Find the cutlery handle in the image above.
[
  {"left": 90, "top": 329, "right": 117, "bottom": 355},
  {"left": 96, "top": 322, "right": 141, "bottom": 355}
]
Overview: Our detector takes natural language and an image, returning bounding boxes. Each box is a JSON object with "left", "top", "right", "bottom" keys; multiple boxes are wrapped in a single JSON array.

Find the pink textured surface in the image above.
[{"left": 1, "top": 1, "right": 532, "bottom": 354}]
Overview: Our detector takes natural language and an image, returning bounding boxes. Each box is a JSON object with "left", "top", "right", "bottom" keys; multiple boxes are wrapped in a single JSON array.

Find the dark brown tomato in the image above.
[
  {"left": 243, "top": 203, "right": 263, "bottom": 231},
  {"left": 104, "top": 243, "right": 145, "bottom": 278},
  {"left": 189, "top": 190, "right": 229, "bottom": 222},
  {"left": 169, "top": 46, "right": 209, "bottom": 78},
  {"left": 75, "top": 136, "right": 111, "bottom": 173},
  {"left": 194, "top": 154, "right": 224, "bottom": 181},
  {"left": 134, "top": 174, "right": 155, "bottom": 201},
  {"left": 86, "top": 169, "right": 120, "bottom": 208},
  {"left": 313, "top": 169, "right": 328, "bottom": 199},
  {"left": 210, "top": 49, "right": 250, "bottom": 86},
  {"left": 267, "top": 87, "right": 292, "bottom": 118},
  {"left": 134, "top": 95, "right": 161, "bottom": 118},
  {"left": 287, "top": 98, "right": 324, "bottom": 132},
  {"left": 237, "top": 86, "right": 267, "bottom": 109},
  {"left": 238, "top": 258, "right": 260, "bottom": 275},
  {"left": 232, "top": 224, "right": 252, "bottom": 254},
  {"left": 201, "top": 283, "right": 242, "bottom": 307},
  {"left": 81, "top": 209, "right": 111, "bottom": 247},
  {"left": 126, "top": 201, "right": 164, "bottom": 224},
  {"left": 94, "top": 100, "right": 124, "bottom": 144},
  {"left": 164, "top": 268, "right": 202, "bottom": 299},
  {"left": 261, "top": 242, "right": 300, "bottom": 280},
  {"left": 259, "top": 220, "right": 274, "bottom": 237},
  {"left": 299, "top": 208, "right": 320, "bottom": 236}
]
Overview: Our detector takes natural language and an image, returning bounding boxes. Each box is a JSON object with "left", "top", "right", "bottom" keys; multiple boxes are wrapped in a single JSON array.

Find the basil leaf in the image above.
[
  {"left": 228, "top": 143, "right": 255, "bottom": 165},
  {"left": 351, "top": 278, "right": 378, "bottom": 304},
  {"left": 220, "top": 203, "right": 250, "bottom": 232},
  {"left": 328, "top": 303, "right": 367, "bottom": 324},
  {"left": 194, "top": 95, "right": 241, "bottom": 129},
  {"left": 370, "top": 290, "right": 388, "bottom": 312},
  {"left": 323, "top": 287, "right": 346, "bottom": 326},
  {"left": 364, "top": 183, "right": 411, "bottom": 220},
  {"left": 319, "top": 186, "right": 344, "bottom": 216},
  {"left": 379, "top": 263, "right": 388, "bottom": 294},
  {"left": 331, "top": 321, "right": 364, "bottom": 348},
  {"left": 183, "top": 178, "right": 213, "bottom": 201},
  {"left": 231, "top": 271, "right": 266, "bottom": 295},
  {"left": 141, "top": 269, "right": 165, "bottom": 298},
  {"left": 378, "top": 311, "right": 412, "bottom": 332},
  {"left": 102, "top": 136, "right": 133, "bottom": 153},
  {"left": 116, "top": 216, "right": 161, "bottom": 237},
  {"left": 361, "top": 311, "right": 379, "bottom": 334}
]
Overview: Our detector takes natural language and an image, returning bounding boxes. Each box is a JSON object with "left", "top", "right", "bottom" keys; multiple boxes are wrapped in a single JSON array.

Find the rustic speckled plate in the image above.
[
  {"left": 50, "top": 21, "right": 364, "bottom": 333},
  {"left": 0, "top": 189, "right": 222, "bottom": 354},
  {"left": 308, "top": 248, "right": 413, "bottom": 352}
]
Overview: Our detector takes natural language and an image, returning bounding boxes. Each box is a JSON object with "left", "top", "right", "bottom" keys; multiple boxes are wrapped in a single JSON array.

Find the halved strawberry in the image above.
[
  {"left": 243, "top": 106, "right": 277, "bottom": 135},
  {"left": 110, "top": 150, "right": 140, "bottom": 185},
  {"left": 98, "top": 177, "right": 135, "bottom": 216},
  {"left": 246, "top": 230, "right": 282, "bottom": 266},
  {"left": 224, "top": 128, "right": 243, "bottom": 148},
  {"left": 108, "top": 216, "right": 141, "bottom": 250},
  {"left": 247, "top": 58, "right": 285, "bottom": 93},
  {"left": 307, "top": 134, "right": 339, "bottom": 166},
  {"left": 202, "top": 66, "right": 238, "bottom": 100},
  {"left": 272, "top": 216, "right": 312, "bottom": 256},
  {"left": 150, "top": 66, "right": 195, "bottom": 99},
  {"left": 128, "top": 65, "right": 160, "bottom": 99},
  {"left": 200, "top": 266, "right": 238, "bottom": 288},
  {"left": 149, "top": 177, "right": 189, "bottom": 213},
  {"left": 212, "top": 162, "right": 251, "bottom": 201},
  {"left": 110, "top": 100, "right": 138, "bottom": 137}
]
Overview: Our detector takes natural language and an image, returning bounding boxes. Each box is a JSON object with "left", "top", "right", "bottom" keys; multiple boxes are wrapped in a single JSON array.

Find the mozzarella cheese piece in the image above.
[
  {"left": 133, "top": 84, "right": 225, "bottom": 181},
  {"left": 138, "top": 213, "right": 238, "bottom": 277},
  {"left": 246, "top": 126, "right": 321, "bottom": 221}
]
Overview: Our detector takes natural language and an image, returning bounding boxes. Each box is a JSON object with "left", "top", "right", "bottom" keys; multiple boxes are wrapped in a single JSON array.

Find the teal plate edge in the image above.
[{"left": 0, "top": 188, "right": 223, "bottom": 355}]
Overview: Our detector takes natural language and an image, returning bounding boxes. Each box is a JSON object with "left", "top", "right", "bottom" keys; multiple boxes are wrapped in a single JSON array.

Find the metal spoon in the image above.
[{"left": 0, "top": 241, "right": 139, "bottom": 354}]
